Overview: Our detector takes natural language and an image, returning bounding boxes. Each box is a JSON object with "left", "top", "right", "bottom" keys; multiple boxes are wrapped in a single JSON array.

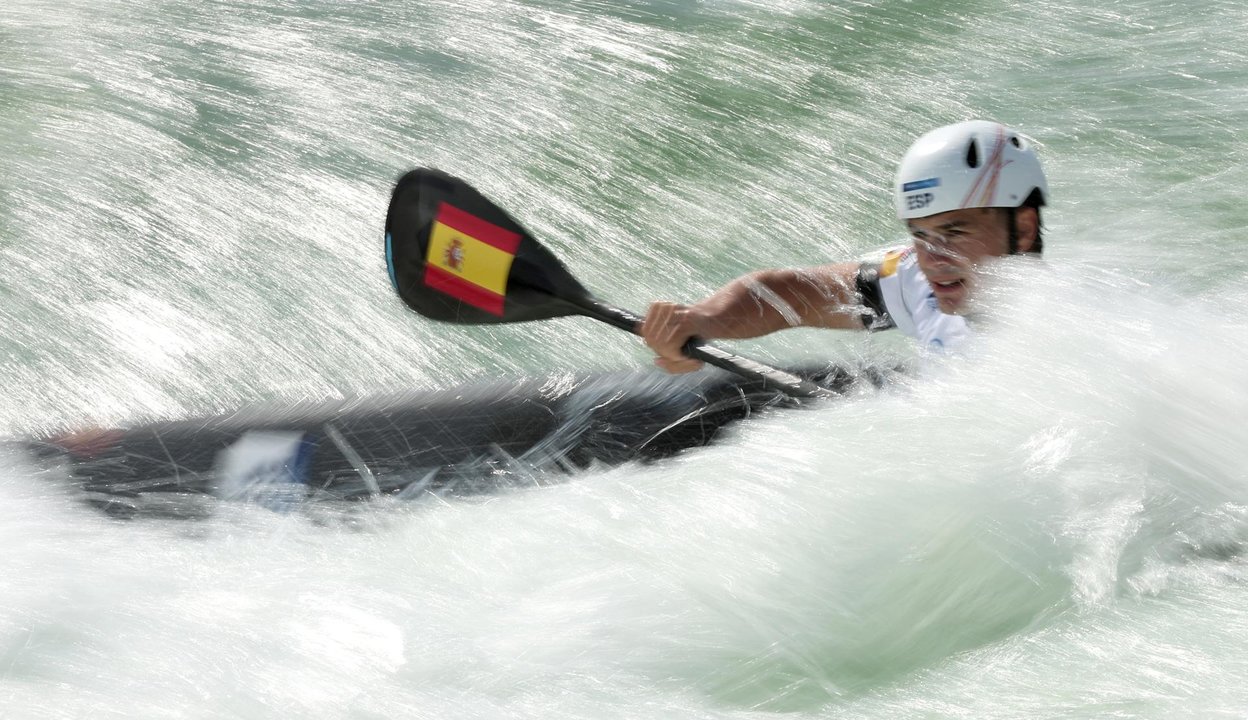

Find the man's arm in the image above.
[{"left": 640, "top": 262, "right": 870, "bottom": 373}]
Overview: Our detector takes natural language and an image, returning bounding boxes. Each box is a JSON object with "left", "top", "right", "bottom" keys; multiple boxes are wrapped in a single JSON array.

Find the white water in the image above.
[
  {"left": 5, "top": 0, "right": 1248, "bottom": 715},
  {"left": 4, "top": 261, "right": 1247, "bottom": 717}
]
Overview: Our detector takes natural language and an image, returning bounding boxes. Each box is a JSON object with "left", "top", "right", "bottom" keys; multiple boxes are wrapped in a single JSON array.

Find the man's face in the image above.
[{"left": 906, "top": 207, "right": 1034, "bottom": 314}]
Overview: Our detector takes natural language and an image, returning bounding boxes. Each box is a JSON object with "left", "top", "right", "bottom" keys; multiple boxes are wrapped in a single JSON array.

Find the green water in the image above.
[{"left": 3, "top": 0, "right": 1248, "bottom": 716}]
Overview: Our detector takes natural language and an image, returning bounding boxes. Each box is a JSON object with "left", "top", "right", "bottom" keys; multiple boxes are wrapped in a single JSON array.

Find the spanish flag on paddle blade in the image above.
[
  {"left": 386, "top": 167, "right": 590, "bottom": 325},
  {"left": 423, "top": 202, "right": 521, "bottom": 316}
]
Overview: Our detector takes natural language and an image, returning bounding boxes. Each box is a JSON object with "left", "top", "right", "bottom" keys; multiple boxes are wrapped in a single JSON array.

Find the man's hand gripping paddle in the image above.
[{"left": 384, "top": 168, "right": 833, "bottom": 400}]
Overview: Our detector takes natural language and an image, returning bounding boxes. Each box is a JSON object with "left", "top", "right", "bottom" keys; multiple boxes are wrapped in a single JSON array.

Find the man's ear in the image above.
[{"left": 1014, "top": 207, "right": 1039, "bottom": 254}]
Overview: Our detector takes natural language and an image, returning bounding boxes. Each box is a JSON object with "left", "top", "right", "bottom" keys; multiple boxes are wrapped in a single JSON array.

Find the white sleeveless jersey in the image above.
[{"left": 856, "top": 247, "right": 970, "bottom": 351}]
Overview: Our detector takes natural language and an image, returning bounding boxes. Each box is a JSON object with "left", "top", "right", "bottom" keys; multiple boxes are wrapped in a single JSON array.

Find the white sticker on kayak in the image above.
[{"left": 214, "top": 431, "right": 315, "bottom": 510}]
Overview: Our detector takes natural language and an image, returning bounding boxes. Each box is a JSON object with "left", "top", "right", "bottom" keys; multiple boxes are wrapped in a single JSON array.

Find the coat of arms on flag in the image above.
[{"left": 444, "top": 238, "right": 465, "bottom": 271}]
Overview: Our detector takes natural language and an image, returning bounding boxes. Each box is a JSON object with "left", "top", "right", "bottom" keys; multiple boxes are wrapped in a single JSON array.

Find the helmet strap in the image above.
[{"left": 1007, "top": 209, "right": 1019, "bottom": 255}]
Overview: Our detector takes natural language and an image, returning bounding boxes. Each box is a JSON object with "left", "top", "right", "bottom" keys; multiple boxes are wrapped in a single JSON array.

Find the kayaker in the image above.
[{"left": 640, "top": 120, "right": 1048, "bottom": 371}]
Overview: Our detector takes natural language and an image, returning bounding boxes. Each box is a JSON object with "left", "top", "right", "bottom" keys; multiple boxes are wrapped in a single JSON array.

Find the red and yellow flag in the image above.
[{"left": 423, "top": 202, "right": 521, "bottom": 316}]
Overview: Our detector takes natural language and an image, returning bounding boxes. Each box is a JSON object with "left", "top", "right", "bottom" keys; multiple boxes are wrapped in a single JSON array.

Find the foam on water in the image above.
[
  {"left": 5, "top": 0, "right": 1248, "bottom": 716},
  {"left": 3, "top": 262, "right": 1246, "bottom": 717}
]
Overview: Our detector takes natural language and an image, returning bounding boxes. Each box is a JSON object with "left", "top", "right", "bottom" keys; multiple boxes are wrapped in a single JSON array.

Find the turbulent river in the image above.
[{"left": 3, "top": 0, "right": 1248, "bottom": 716}]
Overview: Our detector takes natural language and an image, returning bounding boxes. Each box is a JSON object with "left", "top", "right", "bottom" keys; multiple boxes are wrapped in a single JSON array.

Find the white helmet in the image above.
[{"left": 894, "top": 120, "right": 1048, "bottom": 220}]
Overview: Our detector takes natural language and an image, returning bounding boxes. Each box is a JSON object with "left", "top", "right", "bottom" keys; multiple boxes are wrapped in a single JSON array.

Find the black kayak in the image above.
[{"left": 27, "top": 365, "right": 881, "bottom": 518}]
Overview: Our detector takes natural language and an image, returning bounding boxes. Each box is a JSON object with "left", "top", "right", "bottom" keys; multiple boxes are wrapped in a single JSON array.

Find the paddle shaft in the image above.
[{"left": 571, "top": 297, "right": 835, "bottom": 400}]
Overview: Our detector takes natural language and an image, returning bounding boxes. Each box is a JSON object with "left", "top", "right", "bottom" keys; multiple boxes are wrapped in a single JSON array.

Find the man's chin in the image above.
[{"left": 930, "top": 284, "right": 970, "bottom": 314}]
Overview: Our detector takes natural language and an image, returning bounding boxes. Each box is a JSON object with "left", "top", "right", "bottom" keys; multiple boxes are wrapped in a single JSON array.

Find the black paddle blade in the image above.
[{"left": 384, "top": 168, "right": 590, "bottom": 324}]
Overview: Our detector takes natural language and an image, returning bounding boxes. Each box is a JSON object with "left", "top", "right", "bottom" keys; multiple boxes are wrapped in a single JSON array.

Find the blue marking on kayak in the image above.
[{"left": 291, "top": 433, "right": 317, "bottom": 485}]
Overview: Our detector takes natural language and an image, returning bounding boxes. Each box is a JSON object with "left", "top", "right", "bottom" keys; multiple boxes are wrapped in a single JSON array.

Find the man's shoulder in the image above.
[{"left": 859, "top": 244, "right": 915, "bottom": 279}]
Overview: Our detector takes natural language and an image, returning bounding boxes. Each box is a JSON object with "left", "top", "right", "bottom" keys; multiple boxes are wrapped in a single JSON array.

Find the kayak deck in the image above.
[{"left": 30, "top": 365, "right": 880, "bottom": 518}]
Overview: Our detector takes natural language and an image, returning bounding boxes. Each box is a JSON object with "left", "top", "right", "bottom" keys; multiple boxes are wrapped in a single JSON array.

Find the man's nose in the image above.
[{"left": 914, "top": 240, "right": 957, "bottom": 265}]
